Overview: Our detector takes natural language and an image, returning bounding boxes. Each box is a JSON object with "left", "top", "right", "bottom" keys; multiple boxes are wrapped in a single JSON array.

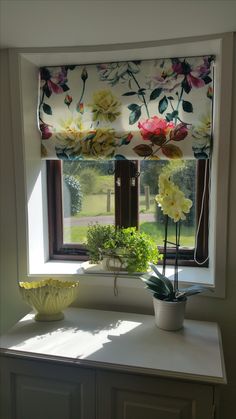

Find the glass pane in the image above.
[
  {"left": 139, "top": 160, "right": 196, "bottom": 248},
  {"left": 62, "top": 161, "right": 115, "bottom": 244}
]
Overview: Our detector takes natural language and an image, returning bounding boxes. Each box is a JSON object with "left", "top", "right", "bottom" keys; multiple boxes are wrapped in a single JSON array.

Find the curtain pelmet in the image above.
[{"left": 38, "top": 56, "right": 214, "bottom": 161}]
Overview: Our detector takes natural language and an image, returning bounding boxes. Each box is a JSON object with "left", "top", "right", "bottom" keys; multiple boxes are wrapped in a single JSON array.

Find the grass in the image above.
[
  {"left": 76, "top": 194, "right": 115, "bottom": 217},
  {"left": 64, "top": 222, "right": 195, "bottom": 247},
  {"left": 64, "top": 225, "right": 88, "bottom": 244},
  {"left": 74, "top": 193, "right": 156, "bottom": 217},
  {"left": 140, "top": 222, "right": 195, "bottom": 247},
  {"left": 64, "top": 193, "right": 195, "bottom": 246}
]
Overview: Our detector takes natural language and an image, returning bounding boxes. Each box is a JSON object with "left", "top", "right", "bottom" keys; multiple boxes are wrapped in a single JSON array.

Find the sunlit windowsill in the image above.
[{"left": 28, "top": 260, "right": 214, "bottom": 289}]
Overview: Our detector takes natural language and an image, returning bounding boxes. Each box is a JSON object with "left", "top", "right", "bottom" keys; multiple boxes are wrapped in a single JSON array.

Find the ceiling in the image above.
[{"left": 0, "top": 0, "right": 236, "bottom": 49}]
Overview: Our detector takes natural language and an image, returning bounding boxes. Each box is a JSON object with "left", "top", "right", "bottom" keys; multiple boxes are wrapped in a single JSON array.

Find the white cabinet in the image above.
[
  {"left": 0, "top": 357, "right": 95, "bottom": 419},
  {"left": 0, "top": 308, "right": 226, "bottom": 419},
  {"left": 0, "top": 356, "right": 216, "bottom": 419},
  {"left": 97, "top": 371, "right": 213, "bottom": 419}
]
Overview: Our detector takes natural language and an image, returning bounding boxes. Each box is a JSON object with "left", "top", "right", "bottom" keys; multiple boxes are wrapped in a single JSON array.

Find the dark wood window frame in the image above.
[{"left": 47, "top": 159, "right": 209, "bottom": 267}]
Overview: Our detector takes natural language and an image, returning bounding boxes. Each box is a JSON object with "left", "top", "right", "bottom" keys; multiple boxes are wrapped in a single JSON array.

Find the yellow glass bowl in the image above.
[{"left": 19, "top": 278, "right": 79, "bottom": 321}]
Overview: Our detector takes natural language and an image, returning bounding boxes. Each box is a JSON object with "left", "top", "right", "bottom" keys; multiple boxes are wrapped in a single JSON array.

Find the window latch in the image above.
[
  {"left": 130, "top": 177, "right": 136, "bottom": 187},
  {"left": 116, "top": 177, "right": 121, "bottom": 187}
]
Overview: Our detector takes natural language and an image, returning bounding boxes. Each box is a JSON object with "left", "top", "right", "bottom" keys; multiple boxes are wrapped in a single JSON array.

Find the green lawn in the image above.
[
  {"left": 140, "top": 222, "right": 195, "bottom": 247},
  {"left": 74, "top": 193, "right": 156, "bottom": 218},
  {"left": 64, "top": 225, "right": 88, "bottom": 244},
  {"left": 64, "top": 221, "right": 195, "bottom": 247},
  {"left": 76, "top": 194, "right": 115, "bottom": 217},
  {"left": 64, "top": 193, "right": 195, "bottom": 246}
]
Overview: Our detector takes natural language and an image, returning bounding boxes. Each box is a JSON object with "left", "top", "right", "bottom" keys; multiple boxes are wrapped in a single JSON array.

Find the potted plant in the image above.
[
  {"left": 87, "top": 224, "right": 161, "bottom": 273},
  {"left": 140, "top": 161, "right": 210, "bottom": 331},
  {"left": 141, "top": 263, "right": 209, "bottom": 330}
]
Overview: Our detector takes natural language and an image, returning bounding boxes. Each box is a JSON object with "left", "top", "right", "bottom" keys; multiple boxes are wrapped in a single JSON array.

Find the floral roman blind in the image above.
[{"left": 39, "top": 55, "right": 214, "bottom": 160}]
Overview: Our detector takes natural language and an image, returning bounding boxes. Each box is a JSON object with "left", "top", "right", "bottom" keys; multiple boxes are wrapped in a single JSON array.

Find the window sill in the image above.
[{"left": 28, "top": 260, "right": 214, "bottom": 290}]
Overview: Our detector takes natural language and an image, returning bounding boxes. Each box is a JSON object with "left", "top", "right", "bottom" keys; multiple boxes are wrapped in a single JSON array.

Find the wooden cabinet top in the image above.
[{"left": 0, "top": 307, "right": 226, "bottom": 384}]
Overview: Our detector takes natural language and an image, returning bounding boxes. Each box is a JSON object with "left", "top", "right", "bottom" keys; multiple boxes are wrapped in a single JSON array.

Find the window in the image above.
[
  {"left": 10, "top": 34, "right": 232, "bottom": 298},
  {"left": 47, "top": 158, "right": 209, "bottom": 266}
]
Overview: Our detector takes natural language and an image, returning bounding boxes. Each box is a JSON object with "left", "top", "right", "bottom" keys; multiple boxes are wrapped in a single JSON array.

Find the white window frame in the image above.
[{"left": 9, "top": 33, "right": 233, "bottom": 299}]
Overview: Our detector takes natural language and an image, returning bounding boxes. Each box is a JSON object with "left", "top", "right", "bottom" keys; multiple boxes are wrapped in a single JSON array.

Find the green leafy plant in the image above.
[
  {"left": 140, "top": 263, "right": 210, "bottom": 301},
  {"left": 63, "top": 175, "right": 83, "bottom": 216},
  {"left": 86, "top": 224, "right": 115, "bottom": 263},
  {"left": 86, "top": 224, "right": 161, "bottom": 273}
]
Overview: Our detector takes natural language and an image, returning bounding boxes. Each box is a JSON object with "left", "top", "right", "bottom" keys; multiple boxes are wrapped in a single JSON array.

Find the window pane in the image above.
[
  {"left": 62, "top": 161, "right": 115, "bottom": 244},
  {"left": 139, "top": 160, "right": 196, "bottom": 248}
]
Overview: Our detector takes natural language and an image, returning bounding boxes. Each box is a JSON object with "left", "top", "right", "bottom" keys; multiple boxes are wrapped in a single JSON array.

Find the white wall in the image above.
[
  {"left": 1, "top": 0, "right": 236, "bottom": 48},
  {"left": 0, "top": 1, "right": 236, "bottom": 417},
  {"left": 0, "top": 50, "right": 29, "bottom": 332}
]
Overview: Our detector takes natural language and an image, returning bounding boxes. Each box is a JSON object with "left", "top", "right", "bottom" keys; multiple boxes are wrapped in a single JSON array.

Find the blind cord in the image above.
[{"left": 194, "top": 159, "right": 211, "bottom": 265}]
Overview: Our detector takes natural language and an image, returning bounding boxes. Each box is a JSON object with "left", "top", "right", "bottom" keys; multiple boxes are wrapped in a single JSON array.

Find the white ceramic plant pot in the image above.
[
  {"left": 153, "top": 297, "right": 186, "bottom": 331},
  {"left": 102, "top": 255, "right": 128, "bottom": 272}
]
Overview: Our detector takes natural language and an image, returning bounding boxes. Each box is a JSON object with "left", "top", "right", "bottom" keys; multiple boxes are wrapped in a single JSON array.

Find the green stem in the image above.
[
  {"left": 151, "top": 138, "right": 171, "bottom": 157},
  {"left": 162, "top": 215, "right": 168, "bottom": 276},
  {"left": 174, "top": 221, "right": 181, "bottom": 292},
  {"left": 78, "top": 80, "right": 86, "bottom": 106},
  {"left": 39, "top": 90, "right": 45, "bottom": 109},
  {"left": 174, "top": 87, "right": 184, "bottom": 124},
  {"left": 128, "top": 70, "right": 150, "bottom": 118}
]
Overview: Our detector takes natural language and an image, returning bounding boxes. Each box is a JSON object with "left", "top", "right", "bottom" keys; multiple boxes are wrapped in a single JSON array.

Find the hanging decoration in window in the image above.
[{"left": 38, "top": 56, "right": 214, "bottom": 160}]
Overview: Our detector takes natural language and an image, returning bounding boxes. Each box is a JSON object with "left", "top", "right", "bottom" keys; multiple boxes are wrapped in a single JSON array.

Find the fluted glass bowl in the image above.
[{"left": 19, "top": 278, "right": 79, "bottom": 321}]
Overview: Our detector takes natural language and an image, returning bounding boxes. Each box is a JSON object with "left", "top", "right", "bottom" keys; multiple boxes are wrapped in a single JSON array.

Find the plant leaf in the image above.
[
  {"left": 43, "top": 103, "right": 52, "bottom": 115},
  {"left": 115, "top": 155, "right": 127, "bottom": 160},
  {"left": 150, "top": 88, "right": 162, "bottom": 101},
  {"left": 129, "top": 107, "right": 141, "bottom": 125},
  {"left": 140, "top": 276, "right": 170, "bottom": 298},
  {"left": 138, "top": 88, "right": 146, "bottom": 94},
  {"left": 61, "top": 84, "right": 70, "bottom": 92},
  {"left": 182, "top": 77, "right": 191, "bottom": 94},
  {"left": 122, "top": 91, "right": 137, "bottom": 96},
  {"left": 133, "top": 144, "right": 153, "bottom": 157},
  {"left": 158, "top": 96, "right": 168, "bottom": 114},
  {"left": 179, "top": 285, "right": 211, "bottom": 297},
  {"left": 128, "top": 103, "right": 140, "bottom": 111},
  {"left": 129, "top": 107, "right": 141, "bottom": 124},
  {"left": 165, "top": 110, "right": 178, "bottom": 122},
  {"left": 161, "top": 144, "right": 183, "bottom": 159},
  {"left": 182, "top": 100, "right": 193, "bottom": 113},
  {"left": 149, "top": 263, "right": 173, "bottom": 293},
  {"left": 202, "top": 75, "right": 212, "bottom": 85}
]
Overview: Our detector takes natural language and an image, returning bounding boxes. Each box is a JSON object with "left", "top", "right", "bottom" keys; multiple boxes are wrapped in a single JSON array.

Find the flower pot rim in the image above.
[{"left": 153, "top": 296, "right": 187, "bottom": 305}]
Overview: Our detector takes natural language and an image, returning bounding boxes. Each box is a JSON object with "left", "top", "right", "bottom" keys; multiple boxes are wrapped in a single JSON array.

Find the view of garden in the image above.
[{"left": 62, "top": 160, "right": 196, "bottom": 248}]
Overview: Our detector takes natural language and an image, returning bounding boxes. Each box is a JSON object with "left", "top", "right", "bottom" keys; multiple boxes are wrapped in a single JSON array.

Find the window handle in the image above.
[
  {"left": 116, "top": 177, "right": 121, "bottom": 187},
  {"left": 130, "top": 177, "right": 136, "bottom": 187}
]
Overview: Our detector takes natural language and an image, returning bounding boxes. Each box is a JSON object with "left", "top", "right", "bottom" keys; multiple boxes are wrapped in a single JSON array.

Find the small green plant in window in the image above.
[{"left": 86, "top": 224, "right": 161, "bottom": 273}]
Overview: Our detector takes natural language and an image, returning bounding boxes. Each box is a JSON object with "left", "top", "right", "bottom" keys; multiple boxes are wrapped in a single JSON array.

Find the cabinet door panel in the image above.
[
  {"left": 14, "top": 374, "right": 82, "bottom": 419},
  {"left": 97, "top": 371, "right": 213, "bottom": 419},
  {"left": 0, "top": 356, "right": 95, "bottom": 419},
  {"left": 115, "top": 390, "right": 192, "bottom": 419}
]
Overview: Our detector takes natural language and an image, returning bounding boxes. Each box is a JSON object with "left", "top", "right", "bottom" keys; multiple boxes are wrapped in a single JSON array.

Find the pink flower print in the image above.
[
  {"left": 172, "top": 58, "right": 212, "bottom": 93},
  {"left": 138, "top": 116, "right": 174, "bottom": 145},
  {"left": 40, "top": 66, "right": 69, "bottom": 98},
  {"left": 170, "top": 123, "right": 188, "bottom": 142},
  {"left": 40, "top": 123, "right": 52, "bottom": 140}
]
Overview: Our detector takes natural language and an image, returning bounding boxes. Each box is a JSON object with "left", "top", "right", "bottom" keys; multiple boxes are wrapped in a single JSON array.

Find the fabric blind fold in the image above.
[{"left": 38, "top": 56, "right": 214, "bottom": 161}]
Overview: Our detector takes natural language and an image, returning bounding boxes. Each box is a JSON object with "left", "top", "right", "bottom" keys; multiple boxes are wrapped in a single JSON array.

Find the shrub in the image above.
[
  {"left": 78, "top": 168, "right": 98, "bottom": 194},
  {"left": 87, "top": 224, "right": 161, "bottom": 273},
  {"left": 63, "top": 175, "right": 83, "bottom": 216}
]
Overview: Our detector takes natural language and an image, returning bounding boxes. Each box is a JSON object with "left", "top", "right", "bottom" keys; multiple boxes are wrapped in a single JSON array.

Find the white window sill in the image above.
[{"left": 28, "top": 260, "right": 214, "bottom": 290}]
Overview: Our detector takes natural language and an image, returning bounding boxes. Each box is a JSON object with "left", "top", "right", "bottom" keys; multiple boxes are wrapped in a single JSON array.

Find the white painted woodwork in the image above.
[
  {"left": 0, "top": 308, "right": 226, "bottom": 384},
  {"left": 97, "top": 371, "right": 213, "bottom": 419},
  {"left": 0, "top": 357, "right": 95, "bottom": 419},
  {"left": 0, "top": 307, "right": 226, "bottom": 419}
]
